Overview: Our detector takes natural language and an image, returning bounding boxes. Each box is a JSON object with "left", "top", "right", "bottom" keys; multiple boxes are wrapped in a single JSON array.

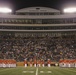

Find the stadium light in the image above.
[
  {"left": 0, "top": 7, "right": 12, "bottom": 13},
  {"left": 63, "top": 7, "right": 76, "bottom": 13}
]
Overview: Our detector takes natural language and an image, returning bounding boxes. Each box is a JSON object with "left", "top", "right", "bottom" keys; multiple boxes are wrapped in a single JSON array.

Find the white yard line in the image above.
[
  {"left": 40, "top": 71, "right": 44, "bottom": 73},
  {"left": 36, "top": 68, "right": 38, "bottom": 75},
  {"left": 48, "top": 71, "right": 52, "bottom": 73},
  {"left": 40, "top": 71, "right": 52, "bottom": 73},
  {"left": 23, "top": 71, "right": 34, "bottom": 73}
]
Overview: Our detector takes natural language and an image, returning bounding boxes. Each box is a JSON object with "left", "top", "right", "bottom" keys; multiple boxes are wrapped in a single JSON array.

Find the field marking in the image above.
[
  {"left": 40, "top": 71, "right": 52, "bottom": 73},
  {"left": 65, "top": 69, "right": 76, "bottom": 73},
  {"left": 23, "top": 71, "right": 34, "bottom": 73},
  {"left": 48, "top": 71, "right": 52, "bottom": 73},
  {"left": 40, "top": 71, "right": 44, "bottom": 73},
  {"left": 36, "top": 68, "right": 38, "bottom": 75}
]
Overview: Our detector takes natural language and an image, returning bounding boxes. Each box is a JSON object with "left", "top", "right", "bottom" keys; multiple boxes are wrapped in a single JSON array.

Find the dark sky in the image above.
[{"left": 0, "top": 0, "right": 76, "bottom": 11}]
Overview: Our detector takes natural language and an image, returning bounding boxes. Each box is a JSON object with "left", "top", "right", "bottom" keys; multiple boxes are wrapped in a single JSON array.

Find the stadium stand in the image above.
[
  {"left": 0, "top": 7, "right": 76, "bottom": 67},
  {"left": 0, "top": 33, "right": 76, "bottom": 67}
]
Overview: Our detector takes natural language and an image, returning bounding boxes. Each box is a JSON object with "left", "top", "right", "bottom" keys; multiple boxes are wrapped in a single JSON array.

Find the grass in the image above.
[{"left": 0, "top": 66, "right": 76, "bottom": 75}]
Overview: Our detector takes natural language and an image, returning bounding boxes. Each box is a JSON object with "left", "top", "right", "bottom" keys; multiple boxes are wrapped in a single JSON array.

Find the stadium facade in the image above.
[
  {"left": 0, "top": 7, "right": 76, "bottom": 36},
  {"left": 0, "top": 7, "right": 76, "bottom": 67},
  {"left": 0, "top": 7, "right": 76, "bottom": 35}
]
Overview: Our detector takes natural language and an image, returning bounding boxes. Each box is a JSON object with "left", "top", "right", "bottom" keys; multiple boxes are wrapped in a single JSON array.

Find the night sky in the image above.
[{"left": 0, "top": 0, "right": 76, "bottom": 11}]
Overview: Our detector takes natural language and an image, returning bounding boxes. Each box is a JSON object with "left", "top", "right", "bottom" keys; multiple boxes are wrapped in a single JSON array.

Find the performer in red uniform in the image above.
[
  {"left": 24, "top": 59, "right": 27, "bottom": 67},
  {"left": 29, "top": 59, "right": 33, "bottom": 67},
  {"left": 37, "top": 60, "right": 41, "bottom": 67},
  {"left": 34, "top": 59, "right": 37, "bottom": 67},
  {"left": 47, "top": 59, "right": 51, "bottom": 67},
  {"left": 41, "top": 59, "right": 45, "bottom": 67}
]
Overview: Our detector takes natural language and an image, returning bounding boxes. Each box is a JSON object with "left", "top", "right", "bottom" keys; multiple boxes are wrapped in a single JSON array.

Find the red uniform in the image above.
[
  {"left": 29, "top": 60, "right": 33, "bottom": 67},
  {"left": 34, "top": 60, "right": 37, "bottom": 67},
  {"left": 41, "top": 60, "right": 45, "bottom": 67},
  {"left": 47, "top": 60, "right": 51, "bottom": 64},
  {"left": 24, "top": 59, "right": 27, "bottom": 67},
  {"left": 24, "top": 60, "right": 27, "bottom": 64},
  {"left": 47, "top": 59, "right": 51, "bottom": 67},
  {"left": 34, "top": 60, "right": 37, "bottom": 64},
  {"left": 37, "top": 60, "right": 41, "bottom": 67}
]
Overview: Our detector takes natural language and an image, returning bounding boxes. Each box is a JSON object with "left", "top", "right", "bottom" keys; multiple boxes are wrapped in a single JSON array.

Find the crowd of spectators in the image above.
[{"left": 0, "top": 33, "right": 76, "bottom": 62}]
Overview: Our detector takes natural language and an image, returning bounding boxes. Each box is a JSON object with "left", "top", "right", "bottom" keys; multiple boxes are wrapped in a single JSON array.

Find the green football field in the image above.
[{"left": 0, "top": 66, "right": 76, "bottom": 75}]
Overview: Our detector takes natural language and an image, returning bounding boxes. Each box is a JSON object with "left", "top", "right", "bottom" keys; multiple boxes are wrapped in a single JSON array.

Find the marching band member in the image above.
[
  {"left": 37, "top": 60, "right": 41, "bottom": 67},
  {"left": 41, "top": 59, "right": 45, "bottom": 67},
  {"left": 34, "top": 59, "right": 37, "bottom": 67},
  {"left": 24, "top": 59, "right": 27, "bottom": 67},
  {"left": 47, "top": 59, "right": 51, "bottom": 67},
  {"left": 29, "top": 59, "right": 33, "bottom": 67}
]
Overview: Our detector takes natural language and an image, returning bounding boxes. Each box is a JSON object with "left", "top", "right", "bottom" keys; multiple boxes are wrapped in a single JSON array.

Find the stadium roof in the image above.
[{"left": 16, "top": 7, "right": 60, "bottom": 13}]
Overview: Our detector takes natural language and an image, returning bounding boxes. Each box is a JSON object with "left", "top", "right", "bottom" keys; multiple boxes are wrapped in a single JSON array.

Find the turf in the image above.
[{"left": 0, "top": 66, "right": 76, "bottom": 75}]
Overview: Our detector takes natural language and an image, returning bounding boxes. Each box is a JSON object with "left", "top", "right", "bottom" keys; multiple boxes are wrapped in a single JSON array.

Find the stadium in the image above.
[{"left": 0, "top": 6, "right": 76, "bottom": 75}]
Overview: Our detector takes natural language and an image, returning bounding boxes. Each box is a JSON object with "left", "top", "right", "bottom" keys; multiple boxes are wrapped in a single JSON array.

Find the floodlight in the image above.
[
  {"left": 63, "top": 7, "right": 76, "bottom": 13},
  {"left": 0, "top": 7, "right": 12, "bottom": 13}
]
